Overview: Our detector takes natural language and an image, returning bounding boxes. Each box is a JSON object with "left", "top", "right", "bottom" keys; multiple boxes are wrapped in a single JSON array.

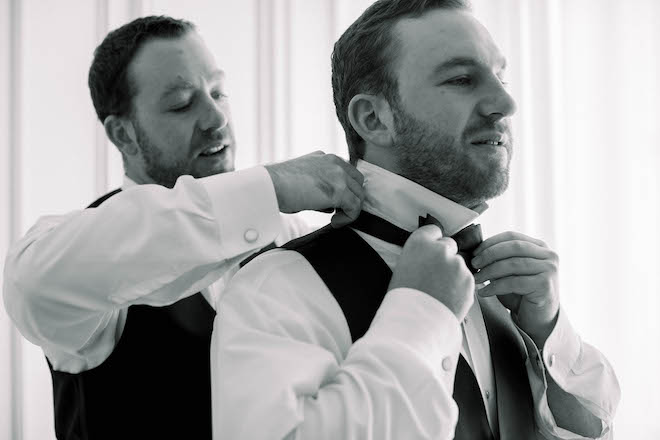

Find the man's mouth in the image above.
[
  {"left": 472, "top": 140, "right": 504, "bottom": 146},
  {"left": 470, "top": 133, "right": 507, "bottom": 147},
  {"left": 199, "top": 144, "right": 228, "bottom": 157}
]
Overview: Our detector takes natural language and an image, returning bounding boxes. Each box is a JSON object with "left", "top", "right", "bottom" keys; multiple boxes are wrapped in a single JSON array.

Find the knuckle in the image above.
[
  {"left": 319, "top": 179, "right": 335, "bottom": 199},
  {"left": 512, "top": 257, "right": 526, "bottom": 271},
  {"left": 512, "top": 240, "right": 525, "bottom": 253},
  {"left": 537, "top": 275, "right": 551, "bottom": 290}
]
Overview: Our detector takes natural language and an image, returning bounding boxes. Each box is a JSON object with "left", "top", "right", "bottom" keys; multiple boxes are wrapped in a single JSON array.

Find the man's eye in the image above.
[
  {"left": 446, "top": 76, "right": 473, "bottom": 86},
  {"left": 171, "top": 102, "right": 192, "bottom": 112},
  {"left": 211, "top": 90, "right": 229, "bottom": 100}
]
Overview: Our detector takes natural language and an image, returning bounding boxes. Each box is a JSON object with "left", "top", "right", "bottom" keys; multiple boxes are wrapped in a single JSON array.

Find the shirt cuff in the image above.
[
  {"left": 516, "top": 307, "right": 581, "bottom": 385},
  {"left": 369, "top": 288, "right": 463, "bottom": 390},
  {"left": 199, "top": 166, "right": 282, "bottom": 257},
  {"left": 516, "top": 308, "right": 611, "bottom": 439}
]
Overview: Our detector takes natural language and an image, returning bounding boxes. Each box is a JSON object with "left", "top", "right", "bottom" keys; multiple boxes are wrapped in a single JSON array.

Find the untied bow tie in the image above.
[{"left": 350, "top": 211, "right": 483, "bottom": 273}]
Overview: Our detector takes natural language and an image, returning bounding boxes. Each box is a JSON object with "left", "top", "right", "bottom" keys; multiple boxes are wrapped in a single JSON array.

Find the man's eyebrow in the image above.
[
  {"left": 210, "top": 69, "right": 225, "bottom": 81},
  {"left": 159, "top": 70, "right": 226, "bottom": 100},
  {"left": 160, "top": 80, "right": 195, "bottom": 100},
  {"left": 432, "top": 56, "right": 507, "bottom": 76}
]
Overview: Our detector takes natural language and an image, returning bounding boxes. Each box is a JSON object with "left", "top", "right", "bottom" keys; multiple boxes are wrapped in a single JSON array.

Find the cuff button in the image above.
[
  {"left": 244, "top": 228, "right": 259, "bottom": 243},
  {"left": 441, "top": 357, "right": 452, "bottom": 371}
]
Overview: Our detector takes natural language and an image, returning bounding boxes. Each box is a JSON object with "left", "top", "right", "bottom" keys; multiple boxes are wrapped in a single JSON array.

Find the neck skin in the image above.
[
  {"left": 123, "top": 159, "right": 156, "bottom": 186},
  {"left": 355, "top": 159, "right": 483, "bottom": 236},
  {"left": 362, "top": 145, "right": 487, "bottom": 212}
]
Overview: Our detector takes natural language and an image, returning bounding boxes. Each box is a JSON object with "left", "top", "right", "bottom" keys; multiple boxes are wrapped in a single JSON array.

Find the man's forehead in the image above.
[
  {"left": 129, "top": 34, "right": 223, "bottom": 97},
  {"left": 393, "top": 9, "right": 505, "bottom": 73}
]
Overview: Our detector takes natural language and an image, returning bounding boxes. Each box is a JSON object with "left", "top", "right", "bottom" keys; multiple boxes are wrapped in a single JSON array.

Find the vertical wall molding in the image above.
[
  {"left": 281, "top": 0, "right": 292, "bottom": 160},
  {"left": 94, "top": 0, "right": 110, "bottom": 198},
  {"left": 327, "top": 0, "right": 339, "bottom": 155},
  {"left": 8, "top": 0, "right": 23, "bottom": 438},
  {"left": 255, "top": 0, "right": 274, "bottom": 164}
]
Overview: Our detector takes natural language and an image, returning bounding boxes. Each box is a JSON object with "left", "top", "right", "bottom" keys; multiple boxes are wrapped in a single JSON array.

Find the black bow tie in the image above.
[{"left": 351, "top": 211, "right": 483, "bottom": 273}]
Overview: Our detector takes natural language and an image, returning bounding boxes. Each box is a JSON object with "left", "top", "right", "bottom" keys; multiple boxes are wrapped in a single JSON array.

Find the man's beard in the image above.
[
  {"left": 391, "top": 103, "right": 512, "bottom": 208},
  {"left": 134, "top": 120, "right": 192, "bottom": 189}
]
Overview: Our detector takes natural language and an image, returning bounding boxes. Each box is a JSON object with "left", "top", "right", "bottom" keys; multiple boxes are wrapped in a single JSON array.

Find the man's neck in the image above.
[{"left": 355, "top": 159, "right": 485, "bottom": 236}]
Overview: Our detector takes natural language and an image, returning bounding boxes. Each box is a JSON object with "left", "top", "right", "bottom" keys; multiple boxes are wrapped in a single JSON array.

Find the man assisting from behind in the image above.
[{"left": 3, "top": 16, "right": 364, "bottom": 440}]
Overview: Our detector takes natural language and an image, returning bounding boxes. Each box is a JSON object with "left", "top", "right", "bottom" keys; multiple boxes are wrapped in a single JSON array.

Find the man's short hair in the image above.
[
  {"left": 331, "top": 0, "right": 471, "bottom": 162},
  {"left": 88, "top": 15, "right": 196, "bottom": 123}
]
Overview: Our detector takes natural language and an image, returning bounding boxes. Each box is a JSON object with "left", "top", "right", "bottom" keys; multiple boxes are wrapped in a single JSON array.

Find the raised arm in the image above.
[{"left": 212, "top": 226, "right": 474, "bottom": 440}]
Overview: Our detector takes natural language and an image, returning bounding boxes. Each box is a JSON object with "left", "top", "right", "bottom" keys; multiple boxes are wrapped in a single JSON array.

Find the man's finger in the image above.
[
  {"left": 334, "top": 158, "right": 365, "bottom": 186},
  {"left": 330, "top": 210, "right": 352, "bottom": 228},
  {"left": 473, "top": 257, "right": 550, "bottom": 284},
  {"left": 413, "top": 224, "right": 445, "bottom": 240},
  {"left": 477, "top": 275, "right": 542, "bottom": 297},
  {"left": 473, "top": 231, "right": 547, "bottom": 256},
  {"left": 472, "top": 240, "right": 555, "bottom": 269},
  {"left": 344, "top": 174, "right": 366, "bottom": 204},
  {"left": 330, "top": 191, "right": 362, "bottom": 227}
]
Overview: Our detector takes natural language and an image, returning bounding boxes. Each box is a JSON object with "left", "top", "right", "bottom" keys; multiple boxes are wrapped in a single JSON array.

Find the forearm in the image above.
[
  {"left": 3, "top": 169, "right": 281, "bottom": 352},
  {"left": 213, "top": 254, "right": 464, "bottom": 440}
]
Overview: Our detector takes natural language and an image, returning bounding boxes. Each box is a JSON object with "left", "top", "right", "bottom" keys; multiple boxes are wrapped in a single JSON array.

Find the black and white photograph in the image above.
[{"left": 0, "top": 0, "right": 657, "bottom": 439}]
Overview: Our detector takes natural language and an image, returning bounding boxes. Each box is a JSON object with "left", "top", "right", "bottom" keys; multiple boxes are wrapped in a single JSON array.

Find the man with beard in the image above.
[
  {"left": 2, "top": 16, "right": 365, "bottom": 440},
  {"left": 211, "top": 1, "right": 620, "bottom": 439}
]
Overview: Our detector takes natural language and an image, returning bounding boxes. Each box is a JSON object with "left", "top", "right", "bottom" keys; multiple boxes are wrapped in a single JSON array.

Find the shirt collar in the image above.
[{"left": 356, "top": 159, "right": 486, "bottom": 236}]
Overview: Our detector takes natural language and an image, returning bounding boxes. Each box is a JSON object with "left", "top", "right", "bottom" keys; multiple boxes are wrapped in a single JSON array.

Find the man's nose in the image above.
[
  {"left": 478, "top": 78, "right": 517, "bottom": 120},
  {"left": 198, "top": 95, "right": 228, "bottom": 132}
]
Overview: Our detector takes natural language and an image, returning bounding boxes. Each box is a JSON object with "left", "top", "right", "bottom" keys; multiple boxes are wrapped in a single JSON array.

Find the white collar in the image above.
[{"left": 356, "top": 160, "right": 486, "bottom": 236}]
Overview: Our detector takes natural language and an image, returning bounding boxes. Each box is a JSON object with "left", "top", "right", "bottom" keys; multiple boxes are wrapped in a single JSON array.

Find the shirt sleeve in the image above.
[
  {"left": 2, "top": 166, "right": 282, "bottom": 372},
  {"left": 211, "top": 249, "right": 464, "bottom": 440},
  {"left": 517, "top": 308, "right": 620, "bottom": 439}
]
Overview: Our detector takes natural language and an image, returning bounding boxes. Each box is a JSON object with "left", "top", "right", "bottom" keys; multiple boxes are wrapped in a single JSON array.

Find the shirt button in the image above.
[
  {"left": 548, "top": 353, "right": 556, "bottom": 367},
  {"left": 535, "top": 354, "right": 543, "bottom": 370},
  {"left": 244, "top": 229, "right": 259, "bottom": 243},
  {"left": 441, "top": 357, "right": 452, "bottom": 371},
  {"left": 485, "top": 390, "right": 490, "bottom": 399}
]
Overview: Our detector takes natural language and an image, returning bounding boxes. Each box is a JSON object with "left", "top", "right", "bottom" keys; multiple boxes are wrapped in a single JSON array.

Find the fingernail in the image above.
[{"left": 472, "top": 256, "right": 482, "bottom": 267}]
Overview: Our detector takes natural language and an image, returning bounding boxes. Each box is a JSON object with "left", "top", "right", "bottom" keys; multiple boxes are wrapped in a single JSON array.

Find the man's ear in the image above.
[
  {"left": 347, "top": 94, "right": 394, "bottom": 148},
  {"left": 104, "top": 115, "right": 139, "bottom": 157}
]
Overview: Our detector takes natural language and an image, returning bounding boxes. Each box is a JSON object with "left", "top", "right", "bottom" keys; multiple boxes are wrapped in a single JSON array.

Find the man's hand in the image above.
[
  {"left": 472, "top": 231, "right": 560, "bottom": 348},
  {"left": 265, "top": 151, "right": 365, "bottom": 227},
  {"left": 389, "top": 225, "right": 475, "bottom": 321}
]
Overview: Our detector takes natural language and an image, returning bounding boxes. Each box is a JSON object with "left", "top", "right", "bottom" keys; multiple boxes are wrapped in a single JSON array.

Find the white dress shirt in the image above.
[
  {"left": 3, "top": 167, "right": 310, "bottom": 373},
  {"left": 211, "top": 160, "right": 619, "bottom": 440}
]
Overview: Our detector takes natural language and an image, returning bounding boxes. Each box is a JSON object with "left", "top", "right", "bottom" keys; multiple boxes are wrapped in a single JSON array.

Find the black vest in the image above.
[
  {"left": 282, "top": 224, "right": 537, "bottom": 439},
  {"left": 48, "top": 188, "right": 216, "bottom": 440}
]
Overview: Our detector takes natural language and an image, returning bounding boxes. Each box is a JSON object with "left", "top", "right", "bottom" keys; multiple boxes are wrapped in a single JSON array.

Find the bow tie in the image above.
[{"left": 350, "top": 211, "right": 483, "bottom": 273}]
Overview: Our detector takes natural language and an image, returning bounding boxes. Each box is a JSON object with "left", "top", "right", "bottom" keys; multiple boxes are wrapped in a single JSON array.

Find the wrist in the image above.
[{"left": 516, "top": 309, "right": 559, "bottom": 349}]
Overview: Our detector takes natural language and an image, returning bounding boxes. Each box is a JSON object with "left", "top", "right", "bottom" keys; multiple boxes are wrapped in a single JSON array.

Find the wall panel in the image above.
[{"left": 1, "top": 1, "right": 17, "bottom": 439}]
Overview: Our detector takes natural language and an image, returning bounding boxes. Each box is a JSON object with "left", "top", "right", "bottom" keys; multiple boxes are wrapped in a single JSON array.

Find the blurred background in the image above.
[{"left": 0, "top": 0, "right": 658, "bottom": 438}]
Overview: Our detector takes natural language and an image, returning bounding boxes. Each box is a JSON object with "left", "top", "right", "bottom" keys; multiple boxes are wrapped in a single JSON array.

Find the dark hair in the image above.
[
  {"left": 88, "top": 15, "right": 196, "bottom": 123},
  {"left": 331, "top": 0, "right": 470, "bottom": 161}
]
